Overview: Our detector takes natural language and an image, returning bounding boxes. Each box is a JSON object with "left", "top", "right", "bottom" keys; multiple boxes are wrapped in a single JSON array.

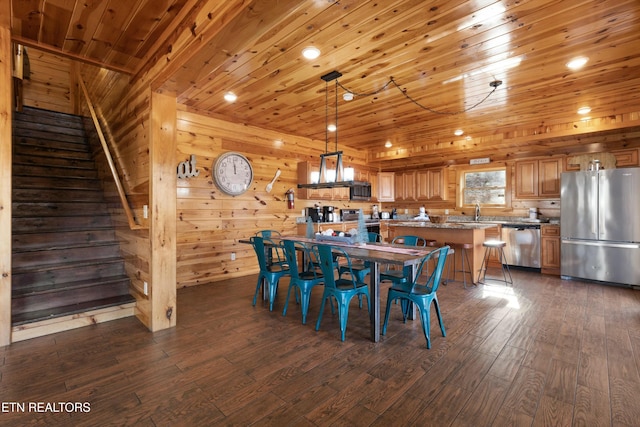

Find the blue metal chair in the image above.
[
  {"left": 382, "top": 245, "right": 450, "bottom": 348},
  {"left": 282, "top": 240, "right": 324, "bottom": 324},
  {"left": 250, "top": 236, "right": 290, "bottom": 311},
  {"left": 255, "top": 230, "right": 285, "bottom": 268},
  {"left": 314, "top": 244, "right": 370, "bottom": 341},
  {"left": 380, "top": 235, "right": 427, "bottom": 285},
  {"left": 337, "top": 231, "right": 381, "bottom": 283}
]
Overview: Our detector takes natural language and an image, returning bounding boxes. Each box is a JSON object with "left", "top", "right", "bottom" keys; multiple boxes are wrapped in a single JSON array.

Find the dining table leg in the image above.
[{"left": 369, "top": 262, "right": 381, "bottom": 342}]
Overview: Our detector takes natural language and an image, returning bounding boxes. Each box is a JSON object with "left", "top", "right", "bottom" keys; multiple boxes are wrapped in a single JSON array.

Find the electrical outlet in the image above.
[
  {"left": 445, "top": 209, "right": 449, "bottom": 215},
  {"left": 143, "top": 281, "right": 148, "bottom": 295},
  {"left": 231, "top": 252, "right": 236, "bottom": 261},
  {"left": 143, "top": 205, "right": 149, "bottom": 219}
]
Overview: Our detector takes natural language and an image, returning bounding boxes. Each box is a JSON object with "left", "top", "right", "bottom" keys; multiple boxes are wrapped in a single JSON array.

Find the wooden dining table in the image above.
[{"left": 279, "top": 236, "right": 437, "bottom": 342}]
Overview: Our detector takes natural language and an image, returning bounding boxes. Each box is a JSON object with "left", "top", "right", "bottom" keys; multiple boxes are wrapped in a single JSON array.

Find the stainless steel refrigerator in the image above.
[{"left": 561, "top": 167, "right": 640, "bottom": 286}]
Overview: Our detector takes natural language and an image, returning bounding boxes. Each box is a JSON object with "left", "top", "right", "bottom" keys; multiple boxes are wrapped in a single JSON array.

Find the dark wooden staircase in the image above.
[{"left": 11, "top": 106, "right": 135, "bottom": 326}]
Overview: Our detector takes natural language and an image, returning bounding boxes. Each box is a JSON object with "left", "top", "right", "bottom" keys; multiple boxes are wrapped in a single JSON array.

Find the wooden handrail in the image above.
[{"left": 76, "top": 72, "right": 144, "bottom": 230}]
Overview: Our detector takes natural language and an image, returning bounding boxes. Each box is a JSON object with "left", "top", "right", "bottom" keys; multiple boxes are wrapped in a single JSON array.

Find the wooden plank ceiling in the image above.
[{"left": 10, "top": 0, "right": 640, "bottom": 168}]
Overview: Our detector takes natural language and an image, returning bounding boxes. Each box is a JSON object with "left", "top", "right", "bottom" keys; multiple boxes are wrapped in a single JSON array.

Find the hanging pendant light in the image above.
[{"left": 298, "top": 70, "right": 369, "bottom": 192}]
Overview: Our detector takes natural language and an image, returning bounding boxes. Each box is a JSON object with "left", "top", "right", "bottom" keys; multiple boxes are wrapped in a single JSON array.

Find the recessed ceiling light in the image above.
[
  {"left": 327, "top": 124, "right": 336, "bottom": 132},
  {"left": 454, "top": 129, "right": 464, "bottom": 136},
  {"left": 577, "top": 106, "right": 591, "bottom": 115},
  {"left": 465, "top": 135, "right": 472, "bottom": 140},
  {"left": 385, "top": 141, "right": 392, "bottom": 148},
  {"left": 224, "top": 91, "right": 237, "bottom": 102},
  {"left": 566, "top": 56, "right": 588, "bottom": 70},
  {"left": 343, "top": 92, "right": 354, "bottom": 101},
  {"left": 302, "top": 46, "right": 320, "bottom": 60}
]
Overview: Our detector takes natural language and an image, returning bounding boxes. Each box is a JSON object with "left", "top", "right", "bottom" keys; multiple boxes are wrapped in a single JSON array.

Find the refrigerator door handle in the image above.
[
  {"left": 591, "top": 173, "right": 598, "bottom": 236},
  {"left": 562, "top": 239, "right": 640, "bottom": 249}
]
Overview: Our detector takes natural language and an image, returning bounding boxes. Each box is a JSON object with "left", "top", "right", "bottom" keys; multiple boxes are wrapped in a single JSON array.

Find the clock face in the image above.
[{"left": 213, "top": 152, "right": 253, "bottom": 196}]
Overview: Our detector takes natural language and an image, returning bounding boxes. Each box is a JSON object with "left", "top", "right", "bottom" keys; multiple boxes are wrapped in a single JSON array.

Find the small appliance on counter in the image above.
[
  {"left": 381, "top": 211, "right": 390, "bottom": 219},
  {"left": 391, "top": 208, "right": 397, "bottom": 219},
  {"left": 414, "top": 206, "right": 429, "bottom": 220},
  {"left": 322, "top": 206, "right": 336, "bottom": 222},
  {"left": 372, "top": 205, "right": 379, "bottom": 220},
  {"left": 306, "top": 206, "right": 321, "bottom": 222}
]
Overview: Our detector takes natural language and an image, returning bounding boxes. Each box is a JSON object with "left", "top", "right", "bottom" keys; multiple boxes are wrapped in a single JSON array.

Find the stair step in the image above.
[
  {"left": 13, "top": 106, "right": 86, "bottom": 130},
  {"left": 12, "top": 201, "right": 109, "bottom": 218},
  {"left": 12, "top": 294, "right": 136, "bottom": 326},
  {"left": 12, "top": 258, "right": 126, "bottom": 288},
  {"left": 12, "top": 275, "right": 131, "bottom": 298},
  {"left": 13, "top": 175, "right": 103, "bottom": 191},
  {"left": 12, "top": 236, "right": 119, "bottom": 253},
  {"left": 13, "top": 164, "right": 99, "bottom": 180},
  {"left": 13, "top": 215, "right": 114, "bottom": 233},
  {"left": 13, "top": 136, "right": 93, "bottom": 154},
  {"left": 13, "top": 154, "right": 96, "bottom": 170},
  {"left": 12, "top": 107, "right": 133, "bottom": 326},
  {"left": 13, "top": 188, "right": 105, "bottom": 202},
  {"left": 12, "top": 229, "right": 117, "bottom": 251},
  {"left": 12, "top": 128, "right": 88, "bottom": 145},
  {"left": 12, "top": 277, "right": 130, "bottom": 316},
  {"left": 12, "top": 243, "right": 123, "bottom": 269}
]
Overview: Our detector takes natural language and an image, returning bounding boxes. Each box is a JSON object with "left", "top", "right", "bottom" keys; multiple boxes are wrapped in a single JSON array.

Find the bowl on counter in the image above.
[{"left": 429, "top": 215, "right": 448, "bottom": 224}]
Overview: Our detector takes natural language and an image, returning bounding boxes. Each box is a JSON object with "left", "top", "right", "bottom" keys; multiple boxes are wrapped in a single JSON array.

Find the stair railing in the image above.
[{"left": 76, "top": 72, "right": 144, "bottom": 230}]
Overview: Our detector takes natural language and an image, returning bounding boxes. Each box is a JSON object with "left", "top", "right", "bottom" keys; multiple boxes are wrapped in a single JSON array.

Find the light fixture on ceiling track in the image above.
[
  {"left": 298, "top": 70, "right": 369, "bottom": 190},
  {"left": 338, "top": 76, "right": 502, "bottom": 115}
]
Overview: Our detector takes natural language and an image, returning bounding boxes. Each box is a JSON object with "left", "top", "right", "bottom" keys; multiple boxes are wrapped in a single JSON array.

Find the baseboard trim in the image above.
[{"left": 11, "top": 302, "right": 136, "bottom": 342}]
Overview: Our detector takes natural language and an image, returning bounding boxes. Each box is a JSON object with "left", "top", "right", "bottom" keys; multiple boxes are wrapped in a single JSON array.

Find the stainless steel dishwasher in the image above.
[{"left": 500, "top": 224, "right": 541, "bottom": 268}]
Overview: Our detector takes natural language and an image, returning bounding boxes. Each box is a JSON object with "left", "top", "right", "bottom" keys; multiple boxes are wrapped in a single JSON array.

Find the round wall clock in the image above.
[{"left": 213, "top": 152, "right": 253, "bottom": 196}]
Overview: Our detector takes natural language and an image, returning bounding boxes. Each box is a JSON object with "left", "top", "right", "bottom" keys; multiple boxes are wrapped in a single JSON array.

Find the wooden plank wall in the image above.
[
  {"left": 175, "top": 110, "right": 373, "bottom": 288},
  {"left": 21, "top": 48, "right": 77, "bottom": 114},
  {"left": 78, "top": 63, "right": 153, "bottom": 327},
  {"left": 1, "top": 12, "right": 12, "bottom": 346}
]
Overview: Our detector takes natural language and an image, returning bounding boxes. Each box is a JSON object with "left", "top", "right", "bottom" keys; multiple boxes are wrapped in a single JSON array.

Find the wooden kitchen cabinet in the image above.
[
  {"left": 394, "top": 171, "right": 416, "bottom": 201},
  {"left": 378, "top": 172, "right": 395, "bottom": 201},
  {"left": 541, "top": 224, "right": 561, "bottom": 275},
  {"left": 417, "top": 168, "right": 447, "bottom": 201},
  {"left": 515, "top": 158, "right": 562, "bottom": 199}
]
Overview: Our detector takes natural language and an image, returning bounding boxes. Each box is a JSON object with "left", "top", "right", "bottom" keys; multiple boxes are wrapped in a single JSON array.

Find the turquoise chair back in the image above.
[
  {"left": 382, "top": 245, "right": 450, "bottom": 348},
  {"left": 392, "top": 235, "right": 426, "bottom": 247},
  {"left": 255, "top": 230, "right": 281, "bottom": 238},
  {"left": 250, "top": 236, "right": 289, "bottom": 311},
  {"left": 410, "top": 245, "right": 450, "bottom": 294},
  {"left": 281, "top": 240, "right": 323, "bottom": 324},
  {"left": 314, "top": 244, "right": 370, "bottom": 341}
]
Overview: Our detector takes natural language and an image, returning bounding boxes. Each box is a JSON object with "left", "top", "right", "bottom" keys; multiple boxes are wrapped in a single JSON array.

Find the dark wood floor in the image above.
[{"left": 2, "top": 268, "right": 640, "bottom": 426}]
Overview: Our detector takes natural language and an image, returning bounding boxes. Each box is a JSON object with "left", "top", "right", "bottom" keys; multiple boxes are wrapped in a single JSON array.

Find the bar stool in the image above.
[
  {"left": 478, "top": 240, "right": 513, "bottom": 285},
  {"left": 423, "top": 239, "right": 438, "bottom": 276},
  {"left": 444, "top": 241, "right": 474, "bottom": 288}
]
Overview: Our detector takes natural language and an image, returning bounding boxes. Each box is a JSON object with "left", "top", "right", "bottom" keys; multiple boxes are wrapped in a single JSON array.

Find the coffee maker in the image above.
[
  {"left": 322, "top": 206, "right": 335, "bottom": 222},
  {"left": 306, "top": 207, "right": 321, "bottom": 222}
]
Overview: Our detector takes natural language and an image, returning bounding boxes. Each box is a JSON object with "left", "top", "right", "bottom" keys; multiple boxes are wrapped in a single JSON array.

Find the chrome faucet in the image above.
[{"left": 474, "top": 203, "right": 481, "bottom": 221}]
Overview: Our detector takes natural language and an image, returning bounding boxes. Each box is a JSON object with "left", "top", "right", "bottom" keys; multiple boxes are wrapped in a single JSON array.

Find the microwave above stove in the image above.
[{"left": 349, "top": 183, "right": 371, "bottom": 201}]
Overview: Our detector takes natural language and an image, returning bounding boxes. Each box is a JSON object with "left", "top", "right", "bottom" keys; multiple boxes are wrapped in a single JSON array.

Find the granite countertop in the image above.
[{"left": 388, "top": 221, "right": 498, "bottom": 230}]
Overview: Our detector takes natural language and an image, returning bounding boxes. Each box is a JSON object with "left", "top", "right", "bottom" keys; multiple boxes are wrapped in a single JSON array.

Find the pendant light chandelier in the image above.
[{"left": 298, "top": 70, "right": 367, "bottom": 190}]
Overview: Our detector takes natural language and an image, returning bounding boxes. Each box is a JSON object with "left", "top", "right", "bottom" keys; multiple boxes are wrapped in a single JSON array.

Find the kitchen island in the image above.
[{"left": 387, "top": 221, "right": 499, "bottom": 284}]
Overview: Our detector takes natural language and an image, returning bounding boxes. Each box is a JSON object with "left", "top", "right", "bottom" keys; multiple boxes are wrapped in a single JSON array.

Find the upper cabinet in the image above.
[
  {"left": 378, "top": 172, "right": 395, "bottom": 202},
  {"left": 416, "top": 168, "right": 448, "bottom": 201},
  {"left": 515, "top": 158, "right": 563, "bottom": 199},
  {"left": 394, "top": 171, "right": 416, "bottom": 201}
]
